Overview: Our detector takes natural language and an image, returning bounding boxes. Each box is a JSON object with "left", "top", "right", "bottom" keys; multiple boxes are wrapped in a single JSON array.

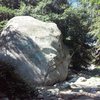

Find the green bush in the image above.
[
  {"left": 0, "top": 6, "right": 15, "bottom": 21},
  {"left": 16, "top": 1, "right": 32, "bottom": 16},
  {"left": 0, "top": 20, "right": 7, "bottom": 32},
  {"left": 0, "top": 6, "right": 15, "bottom": 33},
  {"left": 91, "top": 16, "right": 100, "bottom": 65},
  {"left": 59, "top": 9, "right": 98, "bottom": 71},
  {"left": 0, "top": 0, "right": 20, "bottom": 9}
]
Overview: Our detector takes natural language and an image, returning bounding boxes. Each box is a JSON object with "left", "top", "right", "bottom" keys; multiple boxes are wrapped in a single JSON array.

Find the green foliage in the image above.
[
  {"left": 80, "top": 0, "right": 100, "bottom": 5},
  {"left": 16, "top": 1, "right": 31, "bottom": 16},
  {"left": 79, "top": 0, "right": 100, "bottom": 66},
  {"left": 0, "top": 5, "right": 16, "bottom": 39},
  {"left": 0, "top": 6, "right": 15, "bottom": 21},
  {"left": 0, "top": 0, "right": 20, "bottom": 9},
  {"left": 0, "top": 6, "right": 15, "bottom": 32},
  {"left": 91, "top": 16, "right": 100, "bottom": 65},
  {"left": 0, "top": 6, "right": 15, "bottom": 14},
  {"left": 0, "top": 20, "right": 7, "bottom": 32},
  {"left": 21, "top": 0, "right": 38, "bottom": 6},
  {"left": 60, "top": 8, "right": 97, "bottom": 70},
  {"left": 30, "top": 0, "right": 69, "bottom": 21}
]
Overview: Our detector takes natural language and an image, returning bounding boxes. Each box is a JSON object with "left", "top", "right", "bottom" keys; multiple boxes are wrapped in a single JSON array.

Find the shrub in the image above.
[
  {"left": 0, "top": 0, "right": 20, "bottom": 9},
  {"left": 0, "top": 6, "right": 15, "bottom": 21},
  {"left": 90, "top": 16, "right": 100, "bottom": 65},
  {"left": 0, "top": 6, "right": 15, "bottom": 32},
  {"left": 60, "top": 9, "right": 98, "bottom": 71},
  {"left": 0, "top": 20, "right": 7, "bottom": 33}
]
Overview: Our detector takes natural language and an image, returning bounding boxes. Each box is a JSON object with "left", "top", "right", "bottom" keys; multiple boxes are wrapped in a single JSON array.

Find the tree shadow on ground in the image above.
[
  {"left": 36, "top": 86, "right": 100, "bottom": 100},
  {"left": 68, "top": 67, "right": 100, "bottom": 79},
  {"left": 59, "top": 92, "right": 100, "bottom": 100},
  {"left": 79, "top": 67, "right": 100, "bottom": 78}
]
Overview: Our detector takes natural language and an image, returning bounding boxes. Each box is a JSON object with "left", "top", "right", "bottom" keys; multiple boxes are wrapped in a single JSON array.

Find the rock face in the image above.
[{"left": 0, "top": 16, "right": 71, "bottom": 87}]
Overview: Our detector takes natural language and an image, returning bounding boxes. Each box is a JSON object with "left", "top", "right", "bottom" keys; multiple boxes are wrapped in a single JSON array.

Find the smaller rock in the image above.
[
  {"left": 60, "top": 90, "right": 72, "bottom": 94},
  {"left": 47, "top": 88, "right": 59, "bottom": 95},
  {"left": 88, "top": 64, "right": 95, "bottom": 70},
  {"left": 70, "top": 83, "right": 78, "bottom": 89},
  {"left": 59, "top": 82, "right": 70, "bottom": 90},
  {"left": 58, "top": 98, "right": 64, "bottom": 100},
  {"left": 75, "top": 77, "right": 87, "bottom": 83},
  {"left": 97, "top": 91, "right": 100, "bottom": 94},
  {"left": 79, "top": 89, "right": 83, "bottom": 93}
]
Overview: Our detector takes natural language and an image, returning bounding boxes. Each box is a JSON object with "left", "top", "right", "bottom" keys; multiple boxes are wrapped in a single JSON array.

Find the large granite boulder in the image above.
[{"left": 0, "top": 16, "right": 71, "bottom": 87}]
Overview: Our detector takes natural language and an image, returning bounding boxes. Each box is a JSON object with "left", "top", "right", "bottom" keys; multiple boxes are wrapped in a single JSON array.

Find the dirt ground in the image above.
[{"left": 0, "top": 68, "right": 100, "bottom": 100}]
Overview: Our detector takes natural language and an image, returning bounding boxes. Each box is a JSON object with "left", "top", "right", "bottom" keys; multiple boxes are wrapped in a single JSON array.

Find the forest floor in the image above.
[
  {"left": 0, "top": 67, "right": 100, "bottom": 100},
  {"left": 36, "top": 67, "right": 100, "bottom": 100}
]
